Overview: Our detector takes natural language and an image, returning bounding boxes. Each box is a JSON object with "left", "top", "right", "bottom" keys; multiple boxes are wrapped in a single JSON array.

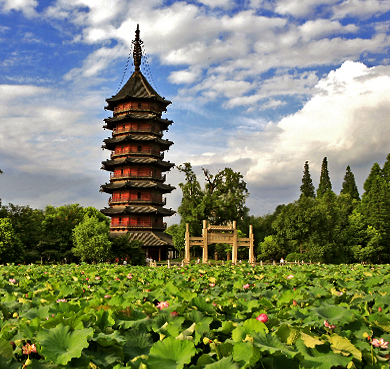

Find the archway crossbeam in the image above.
[{"left": 184, "top": 220, "right": 255, "bottom": 264}]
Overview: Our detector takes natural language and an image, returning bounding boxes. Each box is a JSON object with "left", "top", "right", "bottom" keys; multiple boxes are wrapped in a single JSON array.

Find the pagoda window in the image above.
[
  {"left": 137, "top": 217, "right": 141, "bottom": 225},
  {"left": 137, "top": 192, "right": 141, "bottom": 199},
  {"left": 137, "top": 145, "right": 142, "bottom": 152},
  {"left": 138, "top": 102, "right": 142, "bottom": 108}
]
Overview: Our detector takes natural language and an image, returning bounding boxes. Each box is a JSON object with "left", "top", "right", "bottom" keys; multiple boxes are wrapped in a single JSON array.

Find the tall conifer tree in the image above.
[
  {"left": 382, "top": 153, "right": 390, "bottom": 183},
  {"left": 340, "top": 165, "right": 360, "bottom": 200},
  {"left": 317, "top": 157, "right": 332, "bottom": 197},
  {"left": 363, "top": 162, "right": 381, "bottom": 194},
  {"left": 300, "top": 161, "right": 315, "bottom": 199}
]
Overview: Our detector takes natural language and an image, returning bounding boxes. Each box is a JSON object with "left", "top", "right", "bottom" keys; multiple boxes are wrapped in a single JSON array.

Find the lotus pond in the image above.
[{"left": 0, "top": 262, "right": 390, "bottom": 368}]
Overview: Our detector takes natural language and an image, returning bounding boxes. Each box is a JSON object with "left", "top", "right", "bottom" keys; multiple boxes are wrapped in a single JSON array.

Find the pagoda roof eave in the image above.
[
  {"left": 100, "top": 180, "right": 175, "bottom": 193},
  {"left": 103, "top": 113, "right": 173, "bottom": 125},
  {"left": 103, "top": 135, "right": 173, "bottom": 148},
  {"left": 101, "top": 205, "right": 175, "bottom": 216},
  {"left": 105, "top": 71, "right": 171, "bottom": 109},
  {"left": 101, "top": 157, "right": 175, "bottom": 170}
]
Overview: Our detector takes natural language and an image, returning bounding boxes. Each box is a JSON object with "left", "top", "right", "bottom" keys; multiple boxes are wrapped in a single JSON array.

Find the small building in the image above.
[{"left": 101, "top": 25, "right": 176, "bottom": 261}]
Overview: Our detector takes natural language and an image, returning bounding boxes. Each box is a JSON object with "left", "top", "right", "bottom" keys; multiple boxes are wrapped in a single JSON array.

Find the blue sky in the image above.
[{"left": 0, "top": 0, "right": 390, "bottom": 224}]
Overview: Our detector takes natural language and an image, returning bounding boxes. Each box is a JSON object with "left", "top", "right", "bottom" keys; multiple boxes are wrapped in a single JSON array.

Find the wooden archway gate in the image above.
[{"left": 184, "top": 220, "right": 255, "bottom": 264}]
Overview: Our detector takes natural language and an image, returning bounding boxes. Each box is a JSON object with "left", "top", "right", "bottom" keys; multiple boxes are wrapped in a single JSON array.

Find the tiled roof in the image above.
[
  {"left": 104, "top": 113, "right": 172, "bottom": 124},
  {"left": 127, "top": 231, "right": 173, "bottom": 247},
  {"left": 106, "top": 71, "right": 171, "bottom": 108},
  {"left": 103, "top": 135, "right": 173, "bottom": 148},
  {"left": 100, "top": 180, "right": 175, "bottom": 193},
  {"left": 101, "top": 157, "right": 175, "bottom": 170},
  {"left": 101, "top": 205, "right": 175, "bottom": 216}
]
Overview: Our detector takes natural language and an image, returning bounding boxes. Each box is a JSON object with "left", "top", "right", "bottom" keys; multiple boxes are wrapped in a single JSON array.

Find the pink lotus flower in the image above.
[
  {"left": 127, "top": 274, "right": 132, "bottom": 279},
  {"left": 209, "top": 283, "right": 215, "bottom": 287},
  {"left": 95, "top": 276, "right": 101, "bottom": 280},
  {"left": 104, "top": 295, "right": 111, "bottom": 298},
  {"left": 256, "top": 313, "right": 268, "bottom": 323},
  {"left": 324, "top": 320, "right": 336, "bottom": 329},
  {"left": 22, "top": 343, "right": 37, "bottom": 355},
  {"left": 56, "top": 299, "right": 66, "bottom": 303},
  {"left": 85, "top": 277, "right": 89, "bottom": 281},
  {"left": 243, "top": 284, "right": 250, "bottom": 289},
  {"left": 372, "top": 338, "right": 389, "bottom": 349},
  {"left": 212, "top": 302, "right": 217, "bottom": 306},
  {"left": 170, "top": 311, "right": 178, "bottom": 317},
  {"left": 8, "top": 279, "right": 16, "bottom": 284},
  {"left": 156, "top": 301, "right": 169, "bottom": 310},
  {"left": 287, "top": 274, "right": 294, "bottom": 279}
]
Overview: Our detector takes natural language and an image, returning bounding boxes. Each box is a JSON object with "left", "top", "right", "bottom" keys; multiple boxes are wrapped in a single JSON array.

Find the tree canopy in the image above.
[{"left": 300, "top": 161, "right": 315, "bottom": 199}]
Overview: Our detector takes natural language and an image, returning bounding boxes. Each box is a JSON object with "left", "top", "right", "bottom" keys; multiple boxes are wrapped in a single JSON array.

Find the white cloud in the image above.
[
  {"left": 196, "top": 0, "right": 233, "bottom": 9},
  {"left": 0, "top": 0, "right": 38, "bottom": 17},
  {"left": 274, "top": 0, "right": 339, "bottom": 18},
  {"left": 222, "top": 61, "right": 390, "bottom": 190},
  {"left": 332, "top": 0, "right": 390, "bottom": 19},
  {"left": 299, "top": 19, "right": 358, "bottom": 41}
]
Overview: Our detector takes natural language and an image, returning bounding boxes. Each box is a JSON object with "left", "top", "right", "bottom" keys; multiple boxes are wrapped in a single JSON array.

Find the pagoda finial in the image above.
[{"left": 133, "top": 24, "right": 143, "bottom": 72}]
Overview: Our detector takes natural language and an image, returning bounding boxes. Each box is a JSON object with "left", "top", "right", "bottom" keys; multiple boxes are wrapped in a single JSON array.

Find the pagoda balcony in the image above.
[
  {"left": 108, "top": 197, "right": 166, "bottom": 205},
  {"left": 111, "top": 221, "right": 167, "bottom": 230},
  {"left": 113, "top": 125, "right": 162, "bottom": 136},
  {"left": 111, "top": 150, "right": 164, "bottom": 159},
  {"left": 110, "top": 173, "right": 166, "bottom": 181}
]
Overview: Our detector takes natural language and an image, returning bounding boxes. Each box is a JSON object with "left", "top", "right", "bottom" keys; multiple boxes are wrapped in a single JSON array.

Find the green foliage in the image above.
[
  {"left": 340, "top": 165, "right": 360, "bottom": 200},
  {"left": 257, "top": 235, "right": 279, "bottom": 262},
  {"left": 300, "top": 161, "right": 315, "bottom": 199},
  {"left": 285, "top": 252, "right": 309, "bottom": 262},
  {"left": 72, "top": 215, "right": 112, "bottom": 262},
  {"left": 109, "top": 233, "right": 145, "bottom": 265},
  {"left": 36, "top": 324, "right": 93, "bottom": 365},
  {"left": 0, "top": 218, "right": 25, "bottom": 263},
  {"left": 177, "top": 163, "right": 249, "bottom": 232},
  {"left": 165, "top": 223, "right": 185, "bottom": 256},
  {"left": 317, "top": 157, "right": 333, "bottom": 197},
  {"left": 1, "top": 263, "right": 390, "bottom": 368}
]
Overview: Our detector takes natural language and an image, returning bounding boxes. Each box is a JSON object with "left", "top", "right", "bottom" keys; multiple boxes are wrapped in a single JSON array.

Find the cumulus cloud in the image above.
[
  {"left": 223, "top": 61, "right": 390, "bottom": 193},
  {"left": 0, "top": 0, "right": 38, "bottom": 17}
]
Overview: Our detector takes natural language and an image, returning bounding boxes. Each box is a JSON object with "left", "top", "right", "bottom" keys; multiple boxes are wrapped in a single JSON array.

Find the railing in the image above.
[
  {"left": 110, "top": 173, "right": 166, "bottom": 181},
  {"left": 108, "top": 197, "right": 166, "bottom": 205},
  {"left": 113, "top": 125, "right": 162, "bottom": 135},
  {"left": 111, "top": 222, "right": 167, "bottom": 230},
  {"left": 111, "top": 150, "right": 164, "bottom": 159}
]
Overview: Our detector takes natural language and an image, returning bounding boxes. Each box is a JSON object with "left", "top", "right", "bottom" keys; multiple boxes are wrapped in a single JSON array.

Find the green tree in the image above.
[
  {"left": 39, "top": 204, "right": 109, "bottom": 262},
  {"left": 165, "top": 223, "right": 185, "bottom": 257},
  {"left": 381, "top": 153, "right": 390, "bottom": 183},
  {"left": 257, "top": 235, "right": 280, "bottom": 262},
  {"left": 340, "top": 165, "right": 360, "bottom": 200},
  {"left": 72, "top": 215, "right": 112, "bottom": 262},
  {"left": 110, "top": 234, "right": 145, "bottom": 265},
  {"left": 177, "top": 163, "right": 249, "bottom": 231},
  {"left": 300, "top": 161, "right": 315, "bottom": 199},
  {"left": 317, "top": 157, "right": 332, "bottom": 197},
  {"left": 363, "top": 162, "right": 381, "bottom": 194},
  {"left": 0, "top": 203, "right": 44, "bottom": 263},
  {"left": 0, "top": 218, "right": 25, "bottom": 263}
]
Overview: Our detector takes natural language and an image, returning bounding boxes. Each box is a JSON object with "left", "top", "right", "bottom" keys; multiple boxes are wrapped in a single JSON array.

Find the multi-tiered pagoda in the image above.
[{"left": 101, "top": 25, "right": 175, "bottom": 261}]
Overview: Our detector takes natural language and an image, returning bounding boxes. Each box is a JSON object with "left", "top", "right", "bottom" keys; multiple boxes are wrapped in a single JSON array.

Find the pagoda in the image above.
[{"left": 101, "top": 25, "right": 176, "bottom": 261}]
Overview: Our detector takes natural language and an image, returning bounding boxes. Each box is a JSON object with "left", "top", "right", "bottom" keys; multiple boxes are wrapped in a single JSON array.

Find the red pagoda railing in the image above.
[
  {"left": 108, "top": 197, "right": 166, "bottom": 205},
  {"left": 110, "top": 173, "right": 166, "bottom": 181},
  {"left": 110, "top": 221, "right": 167, "bottom": 230}
]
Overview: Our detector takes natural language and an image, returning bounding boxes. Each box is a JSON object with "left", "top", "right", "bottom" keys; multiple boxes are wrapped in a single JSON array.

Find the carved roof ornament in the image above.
[{"left": 133, "top": 24, "right": 143, "bottom": 72}]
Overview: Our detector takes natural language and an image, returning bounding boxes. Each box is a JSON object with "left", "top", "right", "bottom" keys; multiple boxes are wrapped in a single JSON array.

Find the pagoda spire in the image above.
[{"left": 132, "top": 24, "right": 143, "bottom": 71}]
